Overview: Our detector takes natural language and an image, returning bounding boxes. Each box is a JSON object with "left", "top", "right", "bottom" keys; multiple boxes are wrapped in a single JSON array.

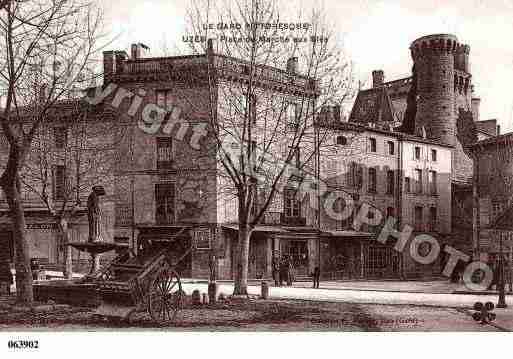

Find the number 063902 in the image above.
[{"left": 7, "top": 340, "right": 39, "bottom": 349}]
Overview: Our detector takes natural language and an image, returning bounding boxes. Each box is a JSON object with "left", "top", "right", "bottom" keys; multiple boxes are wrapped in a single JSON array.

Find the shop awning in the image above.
[
  {"left": 323, "top": 230, "right": 375, "bottom": 240},
  {"left": 221, "top": 224, "right": 289, "bottom": 234}
]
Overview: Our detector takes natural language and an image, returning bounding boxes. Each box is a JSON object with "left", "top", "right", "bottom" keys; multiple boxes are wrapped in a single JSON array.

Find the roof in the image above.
[
  {"left": 475, "top": 120, "right": 498, "bottom": 137},
  {"left": 317, "top": 119, "right": 454, "bottom": 148},
  {"left": 349, "top": 86, "right": 396, "bottom": 124},
  {"left": 471, "top": 132, "right": 513, "bottom": 149}
]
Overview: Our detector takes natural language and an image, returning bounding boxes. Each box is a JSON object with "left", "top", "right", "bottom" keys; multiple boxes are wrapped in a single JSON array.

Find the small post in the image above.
[
  {"left": 202, "top": 293, "right": 208, "bottom": 305},
  {"left": 192, "top": 289, "right": 201, "bottom": 306},
  {"left": 261, "top": 281, "right": 269, "bottom": 299}
]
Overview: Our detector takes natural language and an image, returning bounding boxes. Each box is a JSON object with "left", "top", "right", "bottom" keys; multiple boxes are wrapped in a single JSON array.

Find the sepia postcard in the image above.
[{"left": 0, "top": 0, "right": 513, "bottom": 356}]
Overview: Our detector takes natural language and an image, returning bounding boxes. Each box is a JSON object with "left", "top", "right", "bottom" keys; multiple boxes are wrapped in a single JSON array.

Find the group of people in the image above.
[{"left": 272, "top": 255, "right": 294, "bottom": 287}]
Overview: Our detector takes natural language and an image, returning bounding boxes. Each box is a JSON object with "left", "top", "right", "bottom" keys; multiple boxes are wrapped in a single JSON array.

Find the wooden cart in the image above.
[{"left": 92, "top": 245, "right": 190, "bottom": 325}]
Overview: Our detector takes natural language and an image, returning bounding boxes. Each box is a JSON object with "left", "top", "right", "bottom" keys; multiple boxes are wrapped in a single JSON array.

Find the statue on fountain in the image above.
[
  {"left": 69, "top": 186, "right": 115, "bottom": 278},
  {"left": 87, "top": 185, "right": 105, "bottom": 243}
]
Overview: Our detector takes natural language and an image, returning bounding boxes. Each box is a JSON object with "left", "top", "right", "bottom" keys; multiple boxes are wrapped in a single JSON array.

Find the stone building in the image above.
[
  {"left": 99, "top": 42, "right": 322, "bottom": 280},
  {"left": 317, "top": 118, "right": 452, "bottom": 279},
  {"left": 0, "top": 100, "right": 118, "bottom": 271},
  {"left": 470, "top": 134, "right": 513, "bottom": 261}
]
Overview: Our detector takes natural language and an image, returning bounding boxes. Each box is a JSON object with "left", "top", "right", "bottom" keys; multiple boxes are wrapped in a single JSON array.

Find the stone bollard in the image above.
[
  {"left": 261, "top": 281, "right": 269, "bottom": 299},
  {"left": 208, "top": 282, "right": 217, "bottom": 304},
  {"left": 192, "top": 289, "right": 202, "bottom": 306}
]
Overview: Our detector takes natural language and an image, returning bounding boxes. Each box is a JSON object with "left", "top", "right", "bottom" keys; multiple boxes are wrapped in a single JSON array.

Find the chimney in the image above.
[
  {"left": 286, "top": 57, "right": 298, "bottom": 74},
  {"left": 131, "top": 43, "right": 150, "bottom": 60},
  {"left": 103, "top": 50, "right": 116, "bottom": 76},
  {"left": 471, "top": 97, "right": 480, "bottom": 122},
  {"left": 114, "top": 51, "right": 128, "bottom": 74},
  {"left": 372, "top": 70, "right": 384, "bottom": 88}
]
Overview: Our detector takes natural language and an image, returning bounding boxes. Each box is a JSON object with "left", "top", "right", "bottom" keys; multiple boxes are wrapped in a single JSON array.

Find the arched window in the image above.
[{"left": 336, "top": 135, "right": 347, "bottom": 145}]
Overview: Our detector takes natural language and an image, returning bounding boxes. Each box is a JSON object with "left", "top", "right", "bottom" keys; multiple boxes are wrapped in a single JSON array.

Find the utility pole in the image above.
[{"left": 130, "top": 120, "right": 136, "bottom": 253}]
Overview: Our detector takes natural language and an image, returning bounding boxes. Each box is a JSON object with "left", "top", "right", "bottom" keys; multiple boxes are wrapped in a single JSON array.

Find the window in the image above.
[
  {"left": 431, "top": 149, "right": 437, "bottom": 162},
  {"left": 156, "top": 137, "right": 173, "bottom": 170},
  {"left": 349, "top": 162, "right": 363, "bottom": 188},
  {"left": 388, "top": 141, "right": 395, "bottom": 155},
  {"left": 386, "top": 207, "right": 395, "bottom": 219},
  {"left": 414, "top": 169, "right": 423, "bottom": 194},
  {"left": 53, "top": 165, "right": 66, "bottom": 200},
  {"left": 155, "top": 183, "right": 175, "bottom": 224},
  {"left": 156, "top": 90, "right": 174, "bottom": 111},
  {"left": 386, "top": 170, "right": 395, "bottom": 195},
  {"left": 414, "top": 206, "right": 423, "bottom": 231},
  {"left": 54, "top": 127, "right": 67, "bottom": 149},
  {"left": 369, "top": 138, "right": 377, "bottom": 152},
  {"left": 429, "top": 207, "right": 437, "bottom": 232},
  {"left": 286, "top": 102, "right": 299, "bottom": 130},
  {"left": 368, "top": 167, "right": 377, "bottom": 193},
  {"left": 429, "top": 170, "right": 437, "bottom": 195},
  {"left": 492, "top": 202, "right": 504, "bottom": 220},
  {"left": 288, "top": 146, "right": 300, "bottom": 169},
  {"left": 414, "top": 146, "right": 421, "bottom": 160},
  {"left": 284, "top": 187, "right": 300, "bottom": 218},
  {"left": 404, "top": 177, "right": 411, "bottom": 193},
  {"left": 336, "top": 136, "right": 347, "bottom": 145},
  {"left": 335, "top": 196, "right": 354, "bottom": 230}
]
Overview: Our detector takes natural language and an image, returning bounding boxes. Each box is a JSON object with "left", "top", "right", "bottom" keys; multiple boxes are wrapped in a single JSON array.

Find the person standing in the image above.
[
  {"left": 312, "top": 266, "right": 320, "bottom": 289},
  {"left": 287, "top": 257, "right": 294, "bottom": 286},
  {"left": 272, "top": 255, "right": 280, "bottom": 286},
  {"left": 279, "top": 255, "right": 289, "bottom": 287}
]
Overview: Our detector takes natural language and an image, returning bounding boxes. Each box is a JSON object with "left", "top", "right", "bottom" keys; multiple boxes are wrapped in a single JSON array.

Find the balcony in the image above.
[{"left": 261, "top": 211, "right": 306, "bottom": 226}]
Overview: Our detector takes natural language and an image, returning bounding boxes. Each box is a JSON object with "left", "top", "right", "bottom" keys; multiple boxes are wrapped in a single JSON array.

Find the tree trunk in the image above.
[
  {"left": 1, "top": 181, "right": 33, "bottom": 304},
  {"left": 58, "top": 218, "right": 73, "bottom": 279},
  {"left": 233, "top": 222, "right": 251, "bottom": 295}
]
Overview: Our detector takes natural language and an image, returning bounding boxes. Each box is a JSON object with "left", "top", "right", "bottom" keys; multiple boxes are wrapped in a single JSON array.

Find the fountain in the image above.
[
  {"left": 69, "top": 185, "right": 121, "bottom": 276},
  {"left": 33, "top": 186, "right": 124, "bottom": 306}
]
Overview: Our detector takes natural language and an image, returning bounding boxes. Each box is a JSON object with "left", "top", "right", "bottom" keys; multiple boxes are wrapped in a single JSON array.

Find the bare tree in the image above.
[
  {"left": 182, "top": 0, "right": 354, "bottom": 294},
  {"left": 19, "top": 97, "right": 122, "bottom": 278},
  {"left": 0, "top": 0, "right": 105, "bottom": 304}
]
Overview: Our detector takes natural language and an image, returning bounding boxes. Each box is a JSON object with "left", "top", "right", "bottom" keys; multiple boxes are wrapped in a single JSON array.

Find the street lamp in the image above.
[{"left": 497, "top": 231, "right": 507, "bottom": 308}]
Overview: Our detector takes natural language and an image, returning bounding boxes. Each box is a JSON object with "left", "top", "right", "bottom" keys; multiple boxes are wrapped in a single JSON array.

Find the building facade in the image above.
[
  {"left": 318, "top": 119, "right": 452, "bottom": 279},
  {"left": 348, "top": 33, "right": 498, "bottom": 259}
]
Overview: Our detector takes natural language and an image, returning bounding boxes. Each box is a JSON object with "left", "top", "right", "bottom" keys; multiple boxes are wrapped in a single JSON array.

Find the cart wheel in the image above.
[{"left": 148, "top": 268, "right": 182, "bottom": 325}]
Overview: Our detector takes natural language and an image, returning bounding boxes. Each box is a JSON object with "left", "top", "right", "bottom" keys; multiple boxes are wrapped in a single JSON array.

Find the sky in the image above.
[{"left": 103, "top": 0, "right": 513, "bottom": 132}]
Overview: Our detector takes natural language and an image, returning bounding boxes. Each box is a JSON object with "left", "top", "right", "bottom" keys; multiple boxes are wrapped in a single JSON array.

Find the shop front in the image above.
[{"left": 320, "top": 230, "right": 401, "bottom": 280}]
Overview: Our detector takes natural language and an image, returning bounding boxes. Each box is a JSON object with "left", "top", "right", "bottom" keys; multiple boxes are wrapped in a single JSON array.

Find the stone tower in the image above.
[
  {"left": 410, "top": 34, "right": 475, "bottom": 183},
  {"left": 411, "top": 34, "right": 457, "bottom": 145}
]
